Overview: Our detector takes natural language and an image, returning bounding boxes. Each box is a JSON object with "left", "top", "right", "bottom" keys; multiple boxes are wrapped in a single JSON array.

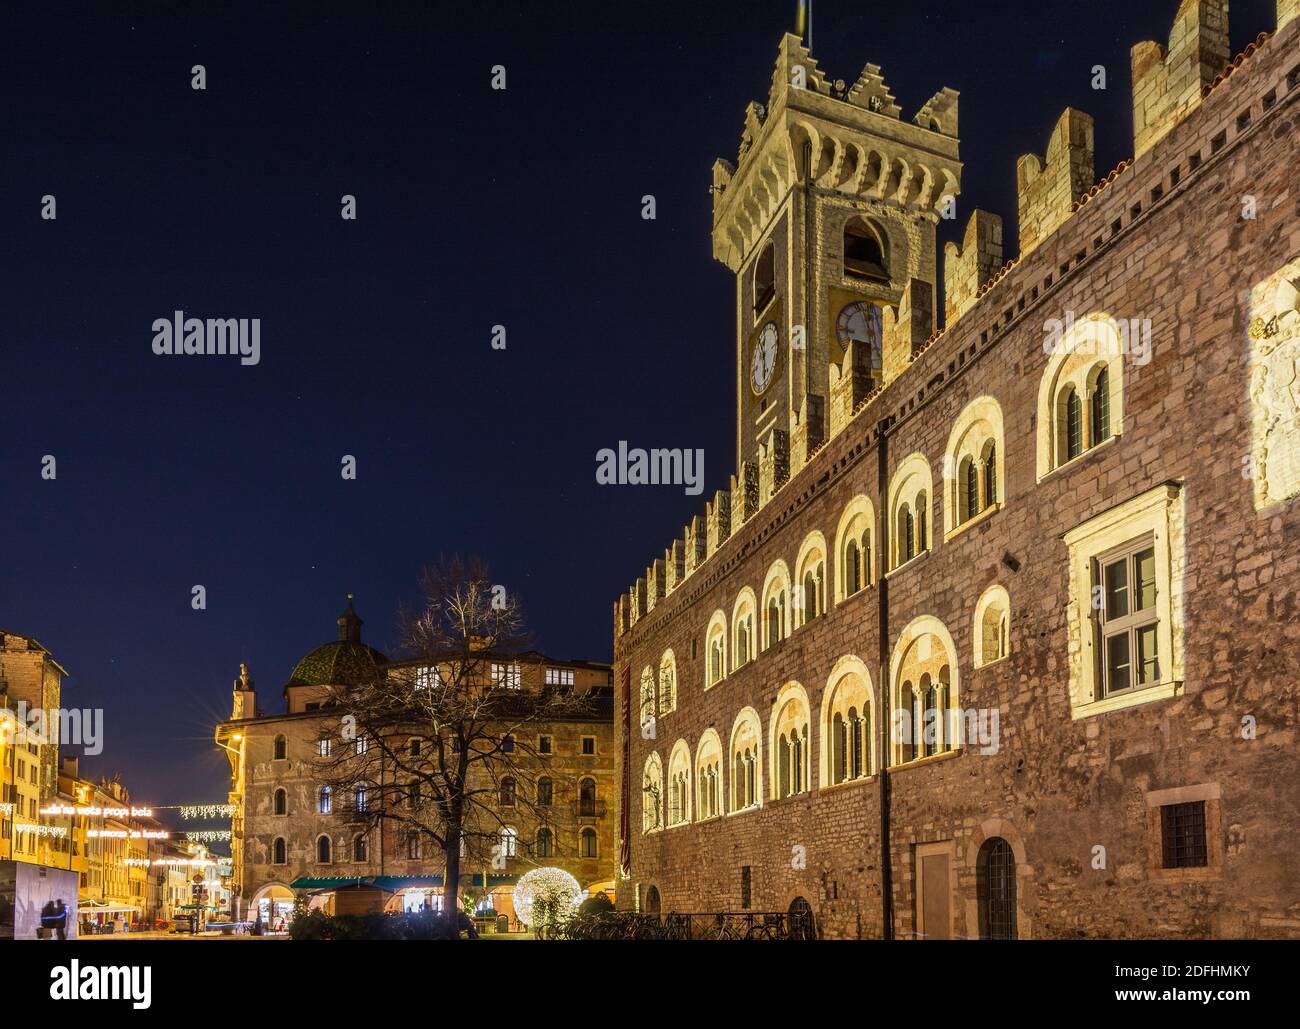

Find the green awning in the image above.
[{"left": 289, "top": 876, "right": 374, "bottom": 891}]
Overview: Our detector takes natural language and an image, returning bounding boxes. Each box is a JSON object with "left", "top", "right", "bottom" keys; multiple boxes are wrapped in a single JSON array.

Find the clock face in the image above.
[
  {"left": 750, "top": 321, "right": 779, "bottom": 395},
  {"left": 836, "top": 301, "right": 883, "bottom": 369}
]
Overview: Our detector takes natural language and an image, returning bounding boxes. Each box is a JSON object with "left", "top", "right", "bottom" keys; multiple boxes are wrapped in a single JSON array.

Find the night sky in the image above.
[{"left": 1, "top": 0, "right": 1278, "bottom": 811}]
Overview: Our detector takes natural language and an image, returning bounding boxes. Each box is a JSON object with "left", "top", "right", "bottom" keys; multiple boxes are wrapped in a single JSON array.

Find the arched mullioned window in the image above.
[
  {"left": 705, "top": 611, "right": 727, "bottom": 687},
  {"left": 728, "top": 708, "right": 763, "bottom": 812},
  {"left": 694, "top": 729, "right": 723, "bottom": 821},
  {"left": 794, "top": 532, "right": 827, "bottom": 627},
  {"left": 843, "top": 217, "right": 889, "bottom": 281},
  {"left": 1037, "top": 313, "right": 1125, "bottom": 479},
  {"left": 821, "top": 656, "right": 875, "bottom": 786},
  {"left": 753, "top": 239, "right": 776, "bottom": 315},
  {"left": 731, "top": 589, "right": 757, "bottom": 670},
  {"left": 889, "top": 455, "right": 933, "bottom": 568},
  {"left": 639, "top": 666, "right": 656, "bottom": 727},
  {"left": 834, "top": 496, "right": 875, "bottom": 603},
  {"left": 273, "top": 788, "right": 287, "bottom": 816},
  {"left": 272, "top": 837, "right": 286, "bottom": 864},
  {"left": 973, "top": 585, "right": 1012, "bottom": 667},
  {"left": 770, "top": 682, "right": 811, "bottom": 800},
  {"left": 316, "top": 835, "right": 332, "bottom": 864},
  {"left": 761, "top": 561, "right": 791, "bottom": 651},
  {"left": 536, "top": 827, "right": 554, "bottom": 858},
  {"left": 537, "top": 777, "right": 553, "bottom": 806},
  {"left": 658, "top": 650, "right": 677, "bottom": 715},
  {"left": 945, "top": 396, "right": 1006, "bottom": 535},
  {"left": 580, "top": 827, "right": 598, "bottom": 858},
  {"left": 667, "top": 740, "right": 692, "bottom": 826},
  {"left": 642, "top": 753, "right": 664, "bottom": 834},
  {"left": 890, "top": 617, "right": 960, "bottom": 766},
  {"left": 273, "top": 735, "right": 287, "bottom": 761}
]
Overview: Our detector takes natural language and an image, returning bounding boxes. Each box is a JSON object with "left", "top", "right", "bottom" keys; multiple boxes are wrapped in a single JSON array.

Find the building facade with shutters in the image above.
[
  {"left": 215, "top": 600, "right": 617, "bottom": 927},
  {"left": 613, "top": 2, "right": 1300, "bottom": 939}
]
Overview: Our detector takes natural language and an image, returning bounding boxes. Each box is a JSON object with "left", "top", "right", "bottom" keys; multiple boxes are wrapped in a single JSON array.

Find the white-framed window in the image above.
[
  {"left": 415, "top": 665, "right": 440, "bottom": 689},
  {"left": 889, "top": 617, "right": 960, "bottom": 765},
  {"left": 888, "top": 454, "right": 933, "bottom": 569},
  {"left": 667, "top": 740, "right": 692, "bottom": 826},
  {"left": 834, "top": 496, "right": 875, "bottom": 603},
  {"left": 1036, "top": 313, "right": 1125, "bottom": 479},
  {"left": 821, "top": 656, "right": 875, "bottom": 786},
  {"left": 545, "top": 667, "right": 575, "bottom": 686},
  {"left": 761, "top": 560, "right": 791, "bottom": 651},
  {"left": 973, "top": 586, "right": 1011, "bottom": 668},
  {"left": 770, "top": 682, "right": 811, "bottom": 799},
  {"left": 694, "top": 729, "right": 723, "bottom": 820},
  {"left": 731, "top": 590, "right": 757, "bottom": 670},
  {"left": 728, "top": 708, "right": 763, "bottom": 812},
  {"left": 1064, "top": 484, "right": 1185, "bottom": 717},
  {"left": 491, "top": 663, "right": 521, "bottom": 689},
  {"left": 793, "top": 533, "right": 827, "bottom": 627},
  {"left": 317, "top": 786, "right": 332, "bottom": 814},
  {"left": 944, "top": 396, "right": 1005, "bottom": 536},
  {"left": 500, "top": 827, "right": 517, "bottom": 858},
  {"left": 705, "top": 610, "right": 727, "bottom": 687}
]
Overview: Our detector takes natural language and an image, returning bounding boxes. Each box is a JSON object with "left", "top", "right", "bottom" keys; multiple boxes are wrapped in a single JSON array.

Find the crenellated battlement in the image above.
[
  {"left": 710, "top": 32, "right": 962, "bottom": 273},
  {"left": 615, "top": 2, "right": 1300, "bottom": 638},
  {"left": 1131, "top": 0, "right": 1230, "bottom": 159},
  {"left": 1016, "top": 109, "right": 1095, "bottom": 257}
]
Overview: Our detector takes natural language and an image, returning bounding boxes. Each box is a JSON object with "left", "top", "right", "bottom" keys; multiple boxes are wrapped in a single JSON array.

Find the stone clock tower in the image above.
[{"left": 711, "top": 32, "right": 962, "bottom": 504}]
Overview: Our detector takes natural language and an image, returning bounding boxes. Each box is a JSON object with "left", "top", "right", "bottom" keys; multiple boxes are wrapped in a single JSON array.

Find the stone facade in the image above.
[
  {"left": 215, "top": 614, "right": 618, "bottom": 921},
  {"left": 613, "top": 6, "right": 1300, "bottom": 939}
]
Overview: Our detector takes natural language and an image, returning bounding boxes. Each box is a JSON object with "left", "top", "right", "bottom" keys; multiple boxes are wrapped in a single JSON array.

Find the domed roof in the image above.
[{"left": 286, "top": 597, "right": 387, "bottom": 688}]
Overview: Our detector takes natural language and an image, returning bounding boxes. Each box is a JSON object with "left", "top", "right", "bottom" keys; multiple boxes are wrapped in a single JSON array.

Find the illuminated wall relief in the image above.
[{"left": 1249, "top": 259, "right": 1300, "bottom": 510}]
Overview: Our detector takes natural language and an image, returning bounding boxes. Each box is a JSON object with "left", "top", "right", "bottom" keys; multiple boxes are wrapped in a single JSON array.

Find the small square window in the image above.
[
  {"left": 581, "top": 737, "right": 596, "bottom": 756},
  {"left": 538, "top": 735, "right": 552, "bottom": 755},
  {"left": 1160, "top": 801, "right": 1208, "bottom": 869}
]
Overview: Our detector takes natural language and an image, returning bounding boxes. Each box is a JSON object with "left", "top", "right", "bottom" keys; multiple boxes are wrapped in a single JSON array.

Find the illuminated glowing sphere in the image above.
[{"left": 512, "top": 867, "right": 583, "bottom": 928}]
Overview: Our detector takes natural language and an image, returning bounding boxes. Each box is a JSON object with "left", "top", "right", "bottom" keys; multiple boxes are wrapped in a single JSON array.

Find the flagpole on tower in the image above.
[{"left": 796, "top": 1, "right": 812, "bottom": 48}]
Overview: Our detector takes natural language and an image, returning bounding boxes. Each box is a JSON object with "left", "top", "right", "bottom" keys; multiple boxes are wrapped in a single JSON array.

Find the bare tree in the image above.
[{"left": 318, "top": 556, "right": 593, "bottom": 920}]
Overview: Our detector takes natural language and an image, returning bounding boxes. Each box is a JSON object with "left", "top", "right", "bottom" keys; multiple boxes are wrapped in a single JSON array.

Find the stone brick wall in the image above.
[{"left": 614, "top": 14, "right": 1300, "bottom": 939}]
